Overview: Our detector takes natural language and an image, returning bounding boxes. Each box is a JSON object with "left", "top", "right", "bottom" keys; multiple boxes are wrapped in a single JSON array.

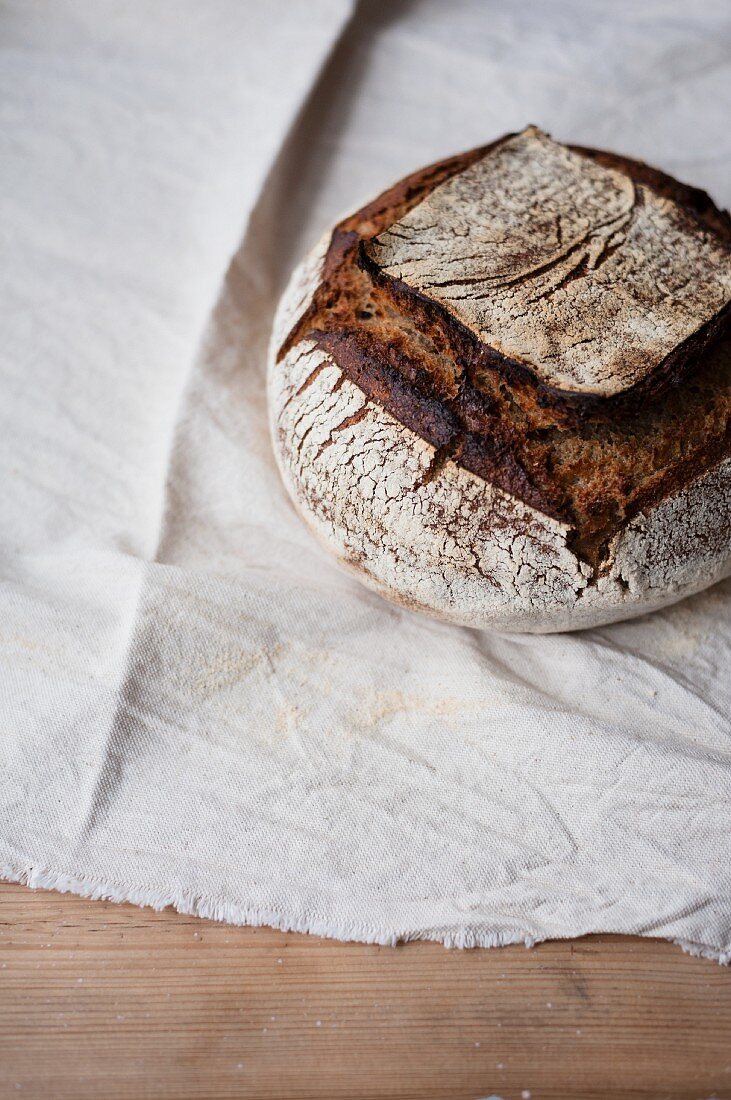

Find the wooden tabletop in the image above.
[{"left": 1, "top": 880, "right": 729, "bottom": 1100}]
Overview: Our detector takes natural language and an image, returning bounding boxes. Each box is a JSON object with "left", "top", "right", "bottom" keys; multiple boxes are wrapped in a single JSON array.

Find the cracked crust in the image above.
[
  {"left": 267, "top": 133, "right": 731, "bottom": 632},
  {"left": 269, "top": 337, "right": 730, "bottom": 632},
  {"left": 365, "top": 127, "right": 731, "bottom": 398}
]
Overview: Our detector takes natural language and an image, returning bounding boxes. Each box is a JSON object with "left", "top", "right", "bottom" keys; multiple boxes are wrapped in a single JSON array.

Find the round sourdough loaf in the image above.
[{"left": 267, "top": 127, "right": 731, "bottom": 632}]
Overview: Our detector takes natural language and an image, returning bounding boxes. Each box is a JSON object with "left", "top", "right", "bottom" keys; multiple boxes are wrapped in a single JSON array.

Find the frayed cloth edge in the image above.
[
  {"left": 673, "top": 936, "right": 731, "bottom": 966},
  {"left": 0, "top": 860, "right": 534, "bottom": 950},
  {"left": 2, "top": 860, "right": 729, "bottom": 962}
]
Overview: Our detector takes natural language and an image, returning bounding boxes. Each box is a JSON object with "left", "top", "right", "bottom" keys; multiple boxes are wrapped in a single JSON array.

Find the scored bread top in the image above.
[
  {"left": 278, "top": 131, "right": 731, "bottom": 571},
  {"left": 364, "top": 126, "right": 731, "bottom": 397}
]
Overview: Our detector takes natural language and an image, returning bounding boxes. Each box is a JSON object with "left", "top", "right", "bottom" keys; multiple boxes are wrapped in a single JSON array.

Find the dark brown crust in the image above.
[
  {"left": 572, "top": 145, "right": 731, "bottom": 242},
  {"left": 372, "top": 261, "right": 731, "bottom": 416},
  {"left": 360, "top": 143, "right": 731, "bottom": 414},
  {"left": 315, "top": 327, "right": 555, "bottom": 519},
  {"left": 277, "top": 133, "right": 731, "bottom": 566}
]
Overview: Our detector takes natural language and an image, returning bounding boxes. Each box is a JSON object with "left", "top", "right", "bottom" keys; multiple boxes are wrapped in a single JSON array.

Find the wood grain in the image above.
[{"left": 0, "top": 880, "right": 729, "bottom": 1100}]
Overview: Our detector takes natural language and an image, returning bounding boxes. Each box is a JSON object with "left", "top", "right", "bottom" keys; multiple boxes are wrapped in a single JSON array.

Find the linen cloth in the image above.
[{"left": 1, "top": 0, "right": 730, "bottom": 960}]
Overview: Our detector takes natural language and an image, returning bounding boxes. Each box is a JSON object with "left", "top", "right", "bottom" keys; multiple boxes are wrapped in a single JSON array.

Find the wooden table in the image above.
[{"left": 1, "top": 881, "right": 729, "bottom": 1100}]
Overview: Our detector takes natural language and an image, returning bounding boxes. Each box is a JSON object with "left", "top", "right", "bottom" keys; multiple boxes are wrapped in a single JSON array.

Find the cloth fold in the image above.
[{"left": 1, "top": 0, "right": 730, "bottom": 961}]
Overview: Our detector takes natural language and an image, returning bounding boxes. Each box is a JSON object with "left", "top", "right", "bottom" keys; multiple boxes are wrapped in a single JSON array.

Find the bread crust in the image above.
[
  {"left": 364, "top": 128, "right": 731, "bottom": 399},
  {"left": 268, "top": 135, "right": 731, "bottom": 632}
]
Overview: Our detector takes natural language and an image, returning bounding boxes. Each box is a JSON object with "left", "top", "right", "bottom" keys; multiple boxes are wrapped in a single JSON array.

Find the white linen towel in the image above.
[{"left": 1, "top": 0, "right": 730, "bottom": 961}]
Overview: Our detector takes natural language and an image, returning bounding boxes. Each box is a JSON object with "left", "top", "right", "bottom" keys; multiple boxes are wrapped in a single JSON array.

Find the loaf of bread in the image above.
[{"left": 268, "top": 127, "right": 731, "bottom": 632}]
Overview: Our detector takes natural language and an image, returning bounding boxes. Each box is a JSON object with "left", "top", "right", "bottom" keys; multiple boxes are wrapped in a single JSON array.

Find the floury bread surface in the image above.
[
  {"left": 365, "top": 127, "right": 731, "bottom": 398},
  {"left": 268, "top": 128, "right": 731, "bottom": 632}
]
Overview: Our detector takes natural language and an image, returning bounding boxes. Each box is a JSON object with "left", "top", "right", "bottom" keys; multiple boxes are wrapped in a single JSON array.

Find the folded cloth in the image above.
[{"left": 1, "top": 0, "right": 730, "bottom": 960}]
